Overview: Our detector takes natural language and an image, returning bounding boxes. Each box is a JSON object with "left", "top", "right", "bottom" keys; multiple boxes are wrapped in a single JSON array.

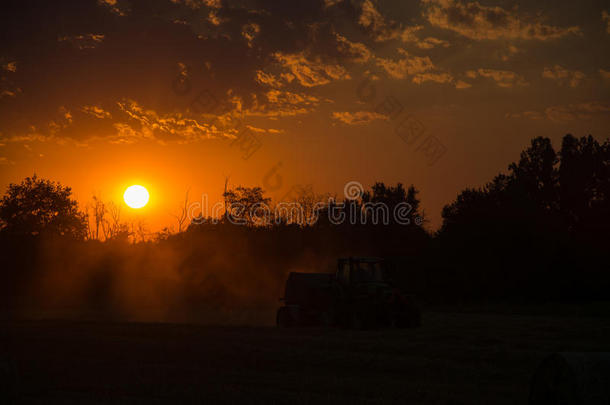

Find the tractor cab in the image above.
[
  {"left": 277, "top": 256, "right": 421, "bottom": 329},
  {"left": 336, "top": 257, "right": 388, "bottom": 285}
]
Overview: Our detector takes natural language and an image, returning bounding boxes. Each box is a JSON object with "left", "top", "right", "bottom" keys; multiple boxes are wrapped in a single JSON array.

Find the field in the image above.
[{"left": 2, "top": 311, "right": 610, "bottom": 404}]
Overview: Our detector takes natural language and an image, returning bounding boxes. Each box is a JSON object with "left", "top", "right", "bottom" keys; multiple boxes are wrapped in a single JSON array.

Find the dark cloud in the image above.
[
  {"left": 0, "top": 0, "right": 373, "bottom": 143},
  {"left": 0, "top": 0, "right": 608, "bottom": 147}
]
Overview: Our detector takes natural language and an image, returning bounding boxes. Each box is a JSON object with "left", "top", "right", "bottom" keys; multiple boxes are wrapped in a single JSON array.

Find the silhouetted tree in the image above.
[
  {"left": 223, "top": 186, "right": 271, "bottom": 226},
  {"left": 438, "top": 134, "right": 610, "bottom": 302},
  {"left": 104, "top": 202, "right": 130, "bottom": 241},
  {"left": 0, "top": 175, "right": 87, "bottom": 239},
  {"left": 172, "top": 190, "right": 191, "bottom": 233},
  {"left": 362, "top": 182, "right": 422, "bottom": 224},
  {"left": 508, "top": 136, "right": 558, "bottom": 211},
  {"left": 559, "top": 134, "right": 609, "bottom": 229},
  {"left": 88, "top": 194, "right": 107, "bottom": 240}
]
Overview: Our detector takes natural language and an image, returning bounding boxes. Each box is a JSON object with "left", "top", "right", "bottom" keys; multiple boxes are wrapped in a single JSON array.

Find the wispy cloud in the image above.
[
  {"left": 375, "top": 49, "right": 435, "bottom": 80},
  {"left": 400, "top": 26, "right": 450, "bottom": 49},
  {"left": 335, "top": 34, "right": 372, "bottom": 63},
  {"left": 81, "top": 105, "right": 112, "bottom": 119},
  {"left": 542, "top": 65, "right": 585, "bottom": 87},
  {"left": 255, "top": 71, "right": 284, "bottom": 89},
  {"left": 331, "top": 111, "right": 389, "bottom": 125},
  {"left": 466, "top": 68, "right": 529, "bottom": 88},
  {"left": 506, "top": 102, "right": 610, "bottom": 122},
  {"left": 357, "top": 1, "right": 449, "bottom": 49},
  {"left": 454, "top": 80, "right": 472, "bottom": 89},
  {"left": 242, "top": 23, "right": 260, "bottom": 48},
  {"left": 412, "top": 72, "right": 454, "bottom": 85},
  {"left": 423, "top": 0, "right": 580, "bottom": 40},
  {"left": 246, "top": 90, "right": 324, "bottom": 118},
  {"left": 58, "top": 34, "right": 105, "bottom": 50},
  {"left": 117, "top": 99, "right": 222, "bottom": 143},
  {"left": 0, "top": 156, "right": 15, "bottom": 165},
  {"left": 97, "top": 0, "right": 128, "bottom": 16},
  {"left": 273, "top": 52, "right": 351, "bottom": 87}
]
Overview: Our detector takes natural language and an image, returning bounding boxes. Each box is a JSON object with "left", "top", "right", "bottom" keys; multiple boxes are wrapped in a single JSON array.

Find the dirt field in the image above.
[{"left": 2, "top": 312, "right": 609, "bottom": 404}]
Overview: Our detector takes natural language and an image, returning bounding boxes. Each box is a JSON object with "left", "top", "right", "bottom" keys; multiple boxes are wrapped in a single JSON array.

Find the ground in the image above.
[{"left": 1, "top": 312, "right": 609, "bottom": 404}]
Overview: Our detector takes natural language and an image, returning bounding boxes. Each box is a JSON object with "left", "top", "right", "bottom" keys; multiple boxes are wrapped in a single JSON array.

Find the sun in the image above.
[{"left": 124, "top": 185, "right": 149, "bottom": 209}]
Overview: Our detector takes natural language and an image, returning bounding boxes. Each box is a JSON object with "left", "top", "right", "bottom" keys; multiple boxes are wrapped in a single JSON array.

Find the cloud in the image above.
[
  {"left": 331, "top": 111, "right": 389, "bottom": 125},
  {"left": 255, "top": 71, "right": 284, "bottom": 88},
  {"left": 1, "top": 59, "right": 20, "bottom": 98},
  {"left": 454, "top": 80, "right": 472, "bottom": 89},
  {"left": 97, "top": 0, "right": 129, "bottom": 16},
  {"left": 545, "top": 102, "right": 610, "bottom": 122},
  {"left": 375, "top": 49, "right": 456, "bottom": 85},
  {"left": 335, "top": 34, "right": 372, "bottom": 63},
  {"left": 466, "top": 68, "right": 528, "bottom": 87},
  {"left": 1, "top": 0, "right": 357, "bottom": 144},
  {"left": 412, "top": 72, "right": 454, "bottom": 84},
  {"left": 423, "top": 0, "right": 581, "bottom": 40},
  {"left": 116, "top": 99, "right": 223, "bottom": 143},
  {"left": 242, "top": 23, "right": 260, "bottom": 48},
  {"left": 170, "top": 0, "right": 221, "bottom": 9},
  {"left": 273, "top": 52, "right": 351, "bottom": 87},
  {"left": 506, "top": 102, "right": 610, "bottom": 122},
  {"left": 375, "top": 49, "right": 435, "bottom": 79},
  {"left": 400, "top": 26, "right": 450, "bottom": 49},
  {"left": 357, "top": 1, "right": 450, "bottom": 48},
  {"left": 504, "top": 111, "right": 545, "bottom": 120},
  {"left": 604, "top": 11, "right": 610, "bottom": 34},
  {"left": 58, "top": 34, "right": 105, "bottom": 50},
  {"left": 542, "top": 65, "right": 585, "bottom": 87},
  {"left": 358, "top": 0, "right": 401, "bottom": 41},
  {"left": 0, "top": 89, "right": 21, "bottom": 99},
  {"left": 496, "top": 45, "right": 520, "bottom": 61},
  {"left": 600, "top": 69, "right": 610, "bottom": 80},
  {"left": 0, "top": 97, "right": 245, "bottom": 146},
  {"left": 2, "top": 61, "right": 17, "bottom": 73},
  {"left": 246, "top": 90, "right": 323, "bottom": 118},
  {"left": 81, "top": 105, "right": 112, "bottom": 119}
]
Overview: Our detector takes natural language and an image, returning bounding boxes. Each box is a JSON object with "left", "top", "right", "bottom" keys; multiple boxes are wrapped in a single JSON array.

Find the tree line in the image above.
[{"left": 0, "top": 133, "right": 608, "bottom": 316}]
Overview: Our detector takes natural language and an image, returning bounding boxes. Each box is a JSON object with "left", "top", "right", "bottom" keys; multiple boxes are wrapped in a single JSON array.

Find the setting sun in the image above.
[{"left": 123, "top": 185, "right": 149, "bottom": 209}]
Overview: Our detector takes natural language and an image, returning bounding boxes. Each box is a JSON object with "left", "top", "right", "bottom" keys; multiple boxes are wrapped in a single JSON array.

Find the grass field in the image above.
[{"left": 2, "top": 312, "right": 609, "bottom": 404}]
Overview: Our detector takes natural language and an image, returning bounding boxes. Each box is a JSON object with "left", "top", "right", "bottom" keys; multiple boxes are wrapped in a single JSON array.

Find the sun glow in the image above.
[{"left": 123, "top": 185, "right": 149, "bottom": 209}]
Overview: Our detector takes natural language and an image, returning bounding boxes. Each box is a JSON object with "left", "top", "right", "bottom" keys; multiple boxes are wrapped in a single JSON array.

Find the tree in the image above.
[
  {"left": 223, "top": 186, "right": 271, "bottom": 226},
  {"left": 558, "top": 134, "right": 605, "bottom": 226},
  {"left": 361, "top": 182, "right": 423, "bottom": 225},
  {"left": 88, "top": 194, "right": 107, "bottom": 240},
  {"left": 0, "top": 175, "right": 87, "bottom": 239},
  {"left": 104, "top": 201, "right": 130, "bottom": 241},
  {"left": 171, "top": 189, "right": 190, "bottom": 233},
  {"left": 508, "top": 136, "right": 558, "bottom": 211}
]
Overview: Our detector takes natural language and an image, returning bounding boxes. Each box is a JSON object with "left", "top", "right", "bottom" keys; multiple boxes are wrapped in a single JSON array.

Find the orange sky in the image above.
[{"left": 1, "top": 0, "right": 609, "bottom": 233}]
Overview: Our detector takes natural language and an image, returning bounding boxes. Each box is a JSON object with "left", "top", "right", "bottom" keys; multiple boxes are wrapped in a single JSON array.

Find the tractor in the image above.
[{"left": 276, "top": 257, "right": 421, "bottom": 329}]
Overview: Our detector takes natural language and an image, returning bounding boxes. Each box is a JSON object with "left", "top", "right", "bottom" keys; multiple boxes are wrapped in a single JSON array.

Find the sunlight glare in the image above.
[{"left": 124, "top": 185, "right": 149, "bottom": 209}]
